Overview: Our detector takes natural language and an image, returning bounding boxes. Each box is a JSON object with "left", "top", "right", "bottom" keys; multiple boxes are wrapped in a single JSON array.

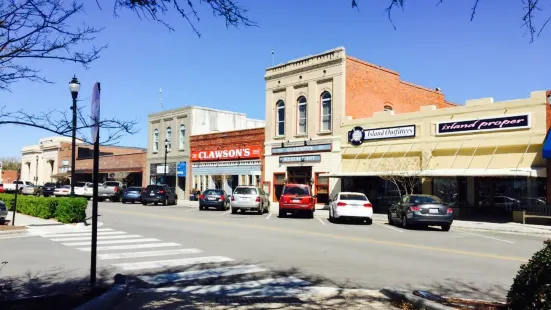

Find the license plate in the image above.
[
  {"left": 429, "top": 209, "right": 439, "bottom": 214},
  {"left": 150, "top": 193, "right": 155, "bottom": 196},
  {"left": 292, "top": 199, "right": 301, "bottom": 203},
  {"left": 207, "top": 197, "right": 215, "bottom": 201}
]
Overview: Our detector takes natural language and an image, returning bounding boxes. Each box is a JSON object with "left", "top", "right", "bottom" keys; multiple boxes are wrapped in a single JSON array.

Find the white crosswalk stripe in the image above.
[
  {"left": 111, "top": 256, "right": 234, "bottom": 271},
  {"left": 78, "top": 242, "right": 181, "bottom": 252},
  {"left": 42, "top": 231, "right": 127, "bottom": 238},
  {"left": 42, "top": 228, "right": 114, "bottom": 237},
  {"left": 50, "top": 235, "right": 142, "bottom": 242},
  {"left": 138, "top": 265, "right": 268, "bottom": 285},
  {"left": 62, "top": 238, "right": 159, "bottom": 246},
  {"left": 98, "top": 248, "right": 202, "bottom": 260}
]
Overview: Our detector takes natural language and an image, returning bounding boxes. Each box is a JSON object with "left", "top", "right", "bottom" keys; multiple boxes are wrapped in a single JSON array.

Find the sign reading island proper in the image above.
[{"left": 436, "top": 114, "right": 530, "bottom": 135}]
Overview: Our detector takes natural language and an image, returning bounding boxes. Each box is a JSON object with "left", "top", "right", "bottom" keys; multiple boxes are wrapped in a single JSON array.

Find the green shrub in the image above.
[
  {"left": 507, "top": 239, "right": 551, "bottom": 310},
  {"left": 55, "top": 197, "right": 87, "bottom": 223},
  {"left": 0, "top": 193, "right": 15, "bottom": 211}
]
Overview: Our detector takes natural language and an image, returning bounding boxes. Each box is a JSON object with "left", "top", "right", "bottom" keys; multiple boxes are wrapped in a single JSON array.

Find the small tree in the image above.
[{"left": 374, "top": 152, "right": 431, "bottom": 196}]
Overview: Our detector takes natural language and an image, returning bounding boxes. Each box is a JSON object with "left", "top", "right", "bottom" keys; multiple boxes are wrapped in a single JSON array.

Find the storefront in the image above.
[{"left": 329, "top": 91, "right": 549, "bottom": 219}]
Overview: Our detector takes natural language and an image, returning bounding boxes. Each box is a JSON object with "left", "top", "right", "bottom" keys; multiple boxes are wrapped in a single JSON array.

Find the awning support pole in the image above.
[
  {"left": 516, "top": 133, "right": 535, "bottom": 171},
  {"left": 362, "top": 145, "right": 378, "bottom": 172},
  {"left": 484, "top": 138, "right": 501, "bottom": 173},
  {"left": 335, "top": 145, "right": 349, "bottom": 174},
  {"left": 450, "top": 140, "right": 465, "bottom": 170},
  {"left": 374, "top": 144, "right": 392, "bottom": 169},
  {"left": 353, "top": 145, "right": 366, "bottom": 172},
  {"left": 465, "top": 138, "right": 482, "bottom": 173}
]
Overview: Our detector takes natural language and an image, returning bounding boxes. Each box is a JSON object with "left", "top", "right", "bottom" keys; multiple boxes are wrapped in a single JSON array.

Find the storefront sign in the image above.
[
  {"left": 279, "top": 155, "right": 321, "bottom": 163},
  {"left": 192, "top": 146, "right": 261, "bottom": 161},
  {"left": 348, "top": 125, "right": 415, "bottom": 146},
  {"left": 156, "top": 165, "right": 168, "bottom": 174},
  {"left": 436, "top": 114, "right": 530, "bottom": 135},
  {"left": 177, "top": 162, "right": 186, "bottom": 177},
  {"left": 272, "top": 144, "right": 331, "bottom": 154}
]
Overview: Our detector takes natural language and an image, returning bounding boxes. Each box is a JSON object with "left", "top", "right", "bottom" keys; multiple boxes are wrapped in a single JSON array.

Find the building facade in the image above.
[
  {"left": 334, "top": 90, "right": 549, "bottom": 219},
  {"left": 190, "top": 128, "right": 265, "bottom": 195},
  {"left": 264, "top": 47, "right": 455, "bottom": 203},
  {"left": 21, "top": 136, "right": 74, "bottom": 185},
  {"left": 147, "top": 106, "right": 265, "bottom": 200}
]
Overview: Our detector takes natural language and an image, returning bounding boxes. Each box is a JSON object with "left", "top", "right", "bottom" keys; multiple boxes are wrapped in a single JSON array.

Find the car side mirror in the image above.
[{"left": 313, "top": 195, "right": 317, "bottom": 199}]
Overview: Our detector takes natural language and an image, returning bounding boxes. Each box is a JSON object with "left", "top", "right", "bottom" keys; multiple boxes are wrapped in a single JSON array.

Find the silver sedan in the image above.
[{"left": 230, "top": 186, "right": 270, "bottom": 215}]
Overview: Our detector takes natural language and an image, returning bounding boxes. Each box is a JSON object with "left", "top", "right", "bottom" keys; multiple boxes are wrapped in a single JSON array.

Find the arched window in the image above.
[
  {"left": 166, "top": 127, "right": 172, "bottom": 152},
  {"left": 276, "top": 100, "right": 285, "bottom": 136},
  {"left": 384, "top": 105, "right": 393, "bottom": 111},
  {"left": 297, "top": 96, "right": 307, "bottom": 134},
  {"left": 153, "top": 129, "right": 159, "bottom": 153},
  {"left": 321, "top": 92, "right": 332, "bottom": 132},
  {"left": 179, "top": 124, "right": 186, "bottom": 150}
]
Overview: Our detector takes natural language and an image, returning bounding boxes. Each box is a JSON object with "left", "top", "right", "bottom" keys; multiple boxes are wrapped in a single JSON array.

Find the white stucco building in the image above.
[{"left": 20, "top": 136, "right": 75, "bottom": 185}]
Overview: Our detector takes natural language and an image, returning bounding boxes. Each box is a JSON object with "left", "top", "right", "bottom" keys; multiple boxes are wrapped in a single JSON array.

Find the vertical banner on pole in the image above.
[{"left": 90, "top": 82, "right": 100, "bottom": 287}]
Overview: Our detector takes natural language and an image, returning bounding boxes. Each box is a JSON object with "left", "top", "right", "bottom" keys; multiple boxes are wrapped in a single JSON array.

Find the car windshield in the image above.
[
  {"left": 204, "top": 190, "right": 223, "bottom": 195},
  {"left": 234, "top": 188, "right": 257, "bottom": 195},
  {"left": 105, "top": 182, "right": 120, "bottom": 187},
  {"left": 283, "top": 186, "right": 309, "bottom": 196},
  {"left": 61, "top": 185, "right": 70, "bottom": 189},
  {"left": 410, "top": 195, "right": 441, "bottom": 204},
  {"left": 75, "top": 182, "right": 87, "bottom": 187},
  {"left": 127, "top": 187, "right": 142, "bottom": 192},
  {"left": 146, "top": 185, "right": 162, "bottom": 191},
  {"left": 340, "top": 194, "right": 367, "bottom": 201},
  {"left": 44, "top": 183, "right": 56, "bottom": 187}
]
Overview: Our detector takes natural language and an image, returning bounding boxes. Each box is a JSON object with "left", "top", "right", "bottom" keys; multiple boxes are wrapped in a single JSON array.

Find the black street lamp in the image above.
[
  {"left": 35, "top": 155, "right": 38, "bottom": 184},
  {"left": 69, "top": 75, "right": 80, "bottom": 196},
  {"left": 164, "top": 139, "right": 169, "bottom": 184}
]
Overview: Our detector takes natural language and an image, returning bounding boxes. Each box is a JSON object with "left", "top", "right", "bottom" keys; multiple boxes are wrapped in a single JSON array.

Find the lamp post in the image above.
[
  {"left": 164, "top": 139, "right": 169, "bottom": 184},
  {"left": 35, "top": 155, "right": 38, "bottom": 184},
  {"left": 69, "top": 75, "right": 80, "bottom": 196}
]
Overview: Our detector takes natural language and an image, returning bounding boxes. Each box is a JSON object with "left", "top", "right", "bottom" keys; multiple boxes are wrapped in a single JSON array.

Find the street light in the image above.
[
  {"left": 164, "top": 139, "right": 169, "bottom": 184},
  {"left": 35, "top": 155, "right": 38, "bottom": 184},
  {"left": 69, "top": 75, "right": 80, "bottom": 196}
]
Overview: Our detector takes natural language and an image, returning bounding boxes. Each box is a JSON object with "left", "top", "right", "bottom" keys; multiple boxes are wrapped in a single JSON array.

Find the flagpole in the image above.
[{"left": 90, "top": 82, "right": 100, "bottom": 288}]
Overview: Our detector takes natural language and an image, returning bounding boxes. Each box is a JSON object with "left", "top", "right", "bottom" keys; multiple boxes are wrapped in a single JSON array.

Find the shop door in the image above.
[{"left": 287, "top": 166, "right": 312, "bottom": 184}]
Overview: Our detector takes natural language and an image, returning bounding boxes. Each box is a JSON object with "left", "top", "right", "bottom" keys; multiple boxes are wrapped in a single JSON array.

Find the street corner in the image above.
[{"left": 0, "top": 223, "right": 28, "bottom": 236}]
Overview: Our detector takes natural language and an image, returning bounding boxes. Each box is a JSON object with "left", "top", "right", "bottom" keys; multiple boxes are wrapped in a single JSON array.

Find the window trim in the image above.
[
  {"left": 276, "top": 100, "right": 285, "bottom": 137},
  {"left": 320, "top": 91, "right": 332, "bottom": 133},
  {"left": 296, "top": 96, "right": 307, "bottom": 135},
  {"left": 384, "top": 105, "right": 393, "bottom": 112},
  {"left": 179, "top": 124, "right": 186, "bottom": 151},
  {"left": 166, "top": 127, "right": 172, "bottom": 152},
  {"left": 153, "top": 129, "right": 159, "bottom": 153}
]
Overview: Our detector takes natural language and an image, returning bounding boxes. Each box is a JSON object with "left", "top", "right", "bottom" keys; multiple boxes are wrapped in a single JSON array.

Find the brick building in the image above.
[
  {"left": 190, "top": 128, "right": 265, "bottom": 196},
  {"left": 264, "top": 47, "right": 455, "bottom": 203}
]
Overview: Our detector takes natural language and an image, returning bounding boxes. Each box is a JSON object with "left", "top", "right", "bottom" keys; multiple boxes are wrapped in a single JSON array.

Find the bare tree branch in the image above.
[{"left": 0, "top": 0, "right": 106, "bottom": 91}]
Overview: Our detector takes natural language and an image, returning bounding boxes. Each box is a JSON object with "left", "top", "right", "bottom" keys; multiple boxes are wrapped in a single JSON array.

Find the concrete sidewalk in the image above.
[{"left": 2, "top": 211, "right": 103, "bottom": 235}]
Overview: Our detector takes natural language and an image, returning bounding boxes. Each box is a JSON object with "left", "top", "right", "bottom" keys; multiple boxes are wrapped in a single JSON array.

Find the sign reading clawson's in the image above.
[
  {"left": 348, "top": 125, "right": 416, "bottom": 146},
  {"left": 436, "top": 114, "right": 530, "bottom": 135},
  {"left": 192, "top": 146, "right": 261, "bottom": 161}
]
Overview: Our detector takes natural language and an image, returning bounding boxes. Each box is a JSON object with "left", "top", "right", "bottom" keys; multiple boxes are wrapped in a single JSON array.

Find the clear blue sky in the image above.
[{"left": 1, "top": 0, "right": 549, "bottom": 157}]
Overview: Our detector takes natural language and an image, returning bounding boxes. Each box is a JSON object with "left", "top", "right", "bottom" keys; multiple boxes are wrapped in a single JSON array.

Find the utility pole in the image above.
[{"left": 90, "top": 82, "right": 101, "bottom": 288}]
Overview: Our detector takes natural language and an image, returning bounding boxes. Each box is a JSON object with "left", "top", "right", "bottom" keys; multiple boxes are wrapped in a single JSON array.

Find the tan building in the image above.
[
  {"left": 331, "top": 90, "right": 549, "bottom": 219},
  {"left": 21, "top": 136, "right": 74, "bottom": 185},
  {"left": 263, "top": 47, "right": 454, "bottom": 204}
]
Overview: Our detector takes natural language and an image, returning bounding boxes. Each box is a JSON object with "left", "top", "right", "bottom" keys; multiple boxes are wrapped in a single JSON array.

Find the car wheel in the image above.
[
  {"left": 308, "top": 210, "right": 314, "bottom": 219},
  {"left": 365, "top": 218, "right": 373, "bottom": 225},
  {"left": 142, "top": 202, "right": 147, "bottom": 206},
  {"left": 122, "top": 200, "right": 126, "bottom": 204},
  {"left": 328, "top": 208, "right": 334, "bottom": 221},
  {"left": 401, "top": 215, "right": 408, "bottom": 229},
  {"left": 279, "top": 210, "right": 286, "bottom": 218},
  {"left": 441, "top": 224, "right": 451, "bottom": 232},
  {"left": 199, "top": 205, "right": 203, "bottom": 211},
  {"left": 388, "top": 212, "right": 393, "bottom": 225},
  {"left": 231, "top": 207, "right": 237, "bottom": 214},
  {"left": 257, "top": 204, "right": 263, "bottom": 215}
]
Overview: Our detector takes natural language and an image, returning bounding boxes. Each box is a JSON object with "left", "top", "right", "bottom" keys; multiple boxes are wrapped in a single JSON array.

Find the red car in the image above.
[
  {"left": 278, "top": 184, "right": 316, "bottom": 218},
  {"left": 0, "top": 184, "right": 4, "bottom": 193}
]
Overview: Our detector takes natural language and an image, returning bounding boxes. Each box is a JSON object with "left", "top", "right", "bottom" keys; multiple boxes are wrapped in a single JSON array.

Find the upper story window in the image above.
[
  {"left": 153, "top": 129, "right": 159, "bottom": 153},
  {"left": 166, "top": 127, "right": 172, "bottom": 152},
  {"left": 276, "top": 100, "right": 285, "bottom": 136},
  {"left": 321, "top": 92, "right": 332, "bottom": 132},
  {"left": 179, "top": 124, "right": 186, "bottom": 150},
  {"left": 384, "top": 105, "right": 393, "bottom": 111},
  {"left": 297, "top": 96, "right": 307, "bottom": 135}
]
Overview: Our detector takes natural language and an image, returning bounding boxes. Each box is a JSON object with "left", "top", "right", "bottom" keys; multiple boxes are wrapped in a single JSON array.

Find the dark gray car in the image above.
[
  {"left": 0, "top": 201, "right": 8, "bottom": 224},
  {"left": 199, "top": 189, "right": 230, "bottom": 211},
  {"left": 388, "top": 194, "right": 453, "bottom": 231}
]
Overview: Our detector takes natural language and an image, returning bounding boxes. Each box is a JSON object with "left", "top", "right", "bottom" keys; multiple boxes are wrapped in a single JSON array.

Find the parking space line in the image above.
[
  {"left": 185, "top": 208, "right": 196, "bottom": 212},
  {"left": 456, "top": 229, "right": 514, "bottom": 244},
  {"left": 315, "top": 217, "right": 326, "bottom": 225},
  {"left": 375, "top": 222, "right": 403, "bottom": 233},
  {"left": 220, "top": 211, "right": 230, "bottom": 216},
  {"left": 266, "top": 213, "right": 272, "bottom": 220}
]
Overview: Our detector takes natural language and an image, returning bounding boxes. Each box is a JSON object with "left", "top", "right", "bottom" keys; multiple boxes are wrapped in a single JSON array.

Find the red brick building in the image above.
[{"left": 190, "top": 128, "right": 265, "bottom": 195}]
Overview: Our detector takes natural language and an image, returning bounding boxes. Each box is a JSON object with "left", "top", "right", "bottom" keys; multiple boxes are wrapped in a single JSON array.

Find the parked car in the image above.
[
  {"left": 98, "top": 181, "right": 125, "bottom": 202},
  {"left": 278, "top": 184, "right": 316, "bottom": 218},
  {"left": 42, "top": 182, "right": 59, "bottom": 197},
  {"left": 142, "top": 184, "right": 178, "bottom": 206},
  {"left": 72, "top": 182, "right": 89, "bottom": 197},
  {"left": 80, "top": 182, "right": 94, "bottom": 199},
  {"left": 0, "top": 201, "right": 8, "bottom": 224},
  {"left": 54, "top": 185, "right": 71, "bottom": 197},
  {"left": 0, "top": 184, "right": 4, "bottom": 193},
  {"left": 388, "top": 194, "right": 453, "bottom": 231},
  {"left": 21, "top": 184, "right": 43, "bottom": 196},
  {"left": 328, "top": 192, "right": 373, "bottom": 224},
  {"left": 199, "top": 189, "right": 230, "bottom": 211},
  {"left": 122, "top": 187, "right": 143, "bottom": 204},
  {"left": 3, "top": 181, "right": 33, "bottom": 193},
  {"left": 230, "top": 186, "right": 270, "bottom": 215}
]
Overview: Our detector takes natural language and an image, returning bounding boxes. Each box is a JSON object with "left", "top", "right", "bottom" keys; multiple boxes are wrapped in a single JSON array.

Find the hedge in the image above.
[{"left": 0, "top": 193, "right": 87, "bottom": 224}]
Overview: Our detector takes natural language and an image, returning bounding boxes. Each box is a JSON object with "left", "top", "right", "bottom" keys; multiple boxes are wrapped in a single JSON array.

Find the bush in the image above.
[
  {"left": 507, "top": 239, "right": 551, "bottom": 310},
  {"left": 0, "top": 193, "right": 87, "bottom": 223}
]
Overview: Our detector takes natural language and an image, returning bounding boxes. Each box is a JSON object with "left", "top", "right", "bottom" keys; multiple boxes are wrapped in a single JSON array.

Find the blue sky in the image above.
[{"left": 1, "top": 0, "right": 550, "bottom": 157}]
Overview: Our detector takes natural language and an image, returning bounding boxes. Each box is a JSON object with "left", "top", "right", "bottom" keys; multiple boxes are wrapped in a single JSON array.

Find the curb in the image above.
[
  {"left": 0, "top": 228, "right": 29, "bottom": 236},
  {"left": 380, "top": 288, "right": 455, "bottom": 310},
  {"left": 75, "top": 275, "right": 127, "bottom": 310}
]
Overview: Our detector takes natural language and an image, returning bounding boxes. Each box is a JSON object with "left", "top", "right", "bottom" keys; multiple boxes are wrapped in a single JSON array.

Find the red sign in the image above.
[{"left": 192, "top": 147, "right": 261, "bottom": 161}]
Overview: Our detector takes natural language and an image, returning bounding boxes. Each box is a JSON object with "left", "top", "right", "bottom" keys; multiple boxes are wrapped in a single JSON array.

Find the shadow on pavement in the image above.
[{"left": 403, "top": 279, "right": 509, "bottom": 302}]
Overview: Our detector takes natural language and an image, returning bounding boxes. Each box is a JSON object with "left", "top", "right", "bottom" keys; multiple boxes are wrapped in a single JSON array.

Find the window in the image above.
[
  {"left": 384, "top": 105, "right": 393, "bottom": 111},
  {"left": 339, "top": 194, "right": 368, "bottom": 201},
  {"left": 166, "top": 127, "right": 172, "bottom": 152},
  {"left": 321, "top": 92, "right": 332, "bottom": 132},
  {"left": 153, "top": 129, "right": 159, "bottom": 153},
  {"left": 297, "top": 96, "right": 307, "bottom": 134},
  {"left": 276, "top": 100, "right": 285, "bottom": 136},
  {"left": 282, "top": 185, "right": 310, "bottom": 196},
  {"left": 179, "top": 124, "right": 186, "bottom": 150},
  {"left": 234, "top": 187, "right": 258, "bottom": 195}
]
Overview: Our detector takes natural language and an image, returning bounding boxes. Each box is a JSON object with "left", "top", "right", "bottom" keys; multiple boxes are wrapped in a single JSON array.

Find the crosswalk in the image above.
[{"left": 38, "top": 227, "right": 323, "bottom": 297}]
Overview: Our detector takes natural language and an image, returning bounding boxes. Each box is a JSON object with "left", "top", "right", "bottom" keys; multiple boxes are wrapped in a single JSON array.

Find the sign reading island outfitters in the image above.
[
  {"left": 348, "top": 125, "right": 415, "bottom": 146},
  {"left": 192, "top": 146, "right": 261, "bottom": 161},
  {"left": 436, "top": 114, "right": 530, "bottom": 135}
]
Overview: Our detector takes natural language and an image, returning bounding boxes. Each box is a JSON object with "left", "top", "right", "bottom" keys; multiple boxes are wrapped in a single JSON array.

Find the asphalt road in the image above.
[{"left": 1, "top": 201, "right": 548, "bottom": 304}]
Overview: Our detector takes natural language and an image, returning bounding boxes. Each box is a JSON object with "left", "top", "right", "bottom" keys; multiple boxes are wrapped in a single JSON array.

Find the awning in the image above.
[
  {"left": 321, "top": 167, "right": 546, "bottom": 178},
  {"left": 543, "top": 128, "right": 551, "bottom": 159}
]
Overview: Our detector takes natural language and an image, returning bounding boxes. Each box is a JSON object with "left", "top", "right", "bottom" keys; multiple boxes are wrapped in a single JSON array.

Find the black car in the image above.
[
  {"left": 42, "top": 183, "right": 59, "bottom": 197},
  {"left": 142, "top": 185, "right": 178, "bottom": 206},
  {"left": 388, "top": 194, "right": 453, "bottom": 231},
  {"left": 199, "top": 189, "right": 230, "bottom": 211}
]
